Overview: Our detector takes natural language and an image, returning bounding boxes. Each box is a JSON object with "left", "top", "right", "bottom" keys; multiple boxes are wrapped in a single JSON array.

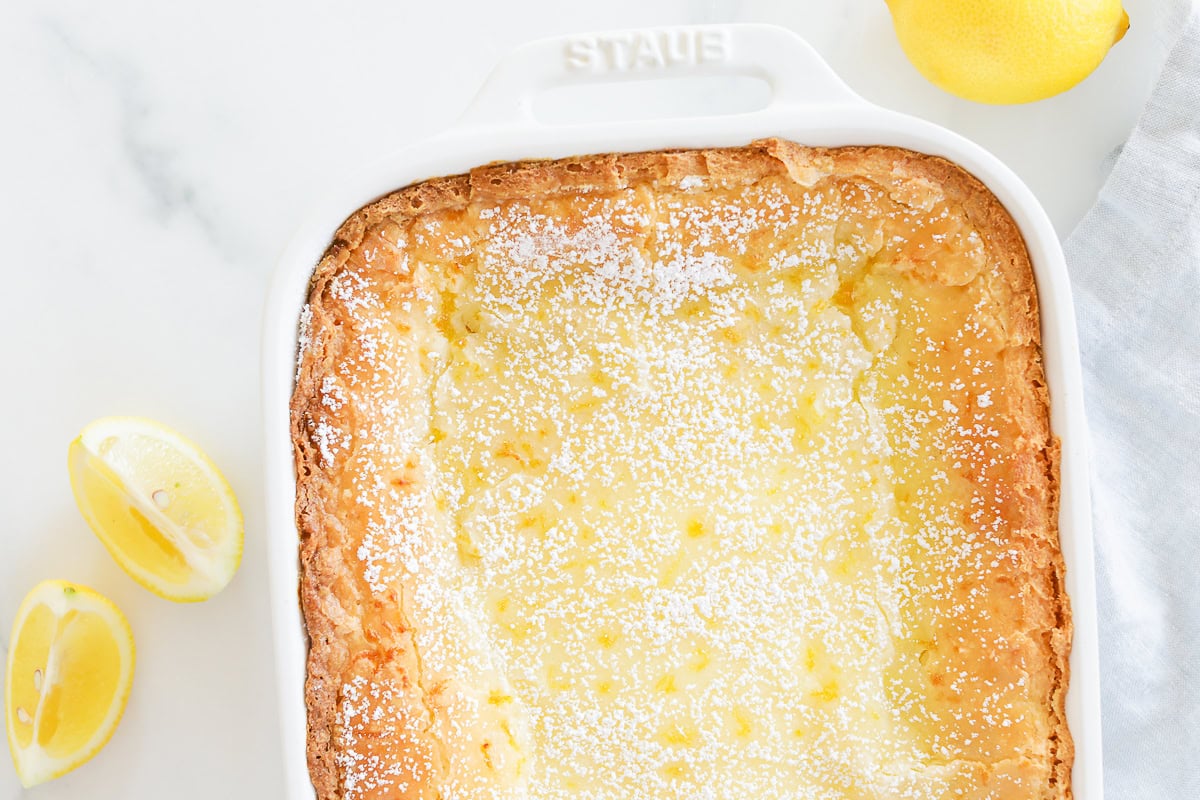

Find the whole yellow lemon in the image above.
[{"left": 886, "top": 0, "right": 1130, "bottom": 104}]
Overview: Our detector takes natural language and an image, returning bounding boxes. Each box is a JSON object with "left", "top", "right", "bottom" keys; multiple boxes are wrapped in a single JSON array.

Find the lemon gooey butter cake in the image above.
[{"left": 291, "top": 139, "right": 1070, "bottom": 800}]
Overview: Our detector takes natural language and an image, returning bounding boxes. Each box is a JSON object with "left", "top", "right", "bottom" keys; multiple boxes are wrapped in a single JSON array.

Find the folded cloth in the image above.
[{"left": 1064, "top": 4, "right": 1200, "bottom": 798}]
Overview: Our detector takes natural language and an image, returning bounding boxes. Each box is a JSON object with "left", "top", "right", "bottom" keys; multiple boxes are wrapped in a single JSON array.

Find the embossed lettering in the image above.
[
  {"left": 663, "top": 30, "right": 696, "bottom": 65},
  {"left": 563, "top": 29, "right": 733, "bottom": 73},
  {"left": 698, "top": 30, "right": 731, "bottom": 63},
  {"left": 597, "top": 35, "right": 633, "bottom": 70},
  {"left": 564, "top": 38, "right": 596, "bottom": 70},
  {"left": 631, "top": 33, "right": 666, "bottom": 69}
]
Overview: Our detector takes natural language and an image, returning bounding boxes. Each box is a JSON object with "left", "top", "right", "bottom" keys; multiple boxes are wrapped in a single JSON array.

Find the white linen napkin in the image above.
[{"left": 1063, "top": 5, "right": 1200, "bottom": 798}]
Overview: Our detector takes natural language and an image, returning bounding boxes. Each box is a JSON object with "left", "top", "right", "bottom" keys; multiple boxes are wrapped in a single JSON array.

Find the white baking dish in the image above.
[{"left": 263, "top": 23, "right": 1101, "bottom": 800}]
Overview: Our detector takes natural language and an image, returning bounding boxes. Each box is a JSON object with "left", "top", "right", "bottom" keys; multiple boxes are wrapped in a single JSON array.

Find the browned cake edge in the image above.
[{"left": 290, "top": 139, "right": 1072, "bottom": 800}]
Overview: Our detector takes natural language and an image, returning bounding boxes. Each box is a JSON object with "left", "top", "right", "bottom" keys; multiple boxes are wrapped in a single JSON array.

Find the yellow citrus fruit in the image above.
[
  {"left": 886, "top": 0, "right": 1130, "bottom": 104},
  {"left": 68, "top": 416, "right": 243, "bottom": 602},
  {"left": 5, "top": 580, "right": 135, "bottom": 787}
]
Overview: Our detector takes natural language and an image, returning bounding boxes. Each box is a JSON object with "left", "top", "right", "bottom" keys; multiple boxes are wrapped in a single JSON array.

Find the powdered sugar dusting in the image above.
[
  {"left": 311, "top": 419, "right": 348, "bottom": 466},
  {"left": 299, "top": 160, "right": 1058, "bottom": 799},
  {"left": 295, "top": 303, "right": 314, "bottom": 380}
]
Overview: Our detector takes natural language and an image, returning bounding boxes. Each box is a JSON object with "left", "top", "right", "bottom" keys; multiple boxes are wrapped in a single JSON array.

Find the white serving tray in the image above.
[{"left": 263, "top": 23, "right": 1101, "bottom": 800}]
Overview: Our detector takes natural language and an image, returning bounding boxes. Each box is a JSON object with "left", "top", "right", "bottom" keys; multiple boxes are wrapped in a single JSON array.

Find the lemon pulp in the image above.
[
  {"left": 68, "top": 416, "right": 243, "bottom": 602},
  {"left": 5, "top": 580, "right": 134, "bottom": 787}
]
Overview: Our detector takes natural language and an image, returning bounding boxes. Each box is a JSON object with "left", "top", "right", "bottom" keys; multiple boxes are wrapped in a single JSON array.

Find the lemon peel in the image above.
[
  {"left": 5, "top": 580, "right": 135, "bottom": 787},
  {"left": 887, "top": 0, "right": 1129, "bottom": 104},
  {"left": 68, "top": 416, "right": 243, "bottom": 602}
]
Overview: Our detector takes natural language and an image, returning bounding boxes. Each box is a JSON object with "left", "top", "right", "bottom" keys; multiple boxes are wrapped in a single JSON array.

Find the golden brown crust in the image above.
[
  {"left": 293, "top": 287, "right": 348, "bottom": 800},
  {"left": 291, "top": 140, "right": 1070, "bottom": 800}
]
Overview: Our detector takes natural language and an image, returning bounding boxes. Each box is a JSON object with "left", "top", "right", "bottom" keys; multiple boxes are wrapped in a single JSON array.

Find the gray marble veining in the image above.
[{"left": 39, "top": 19, "right": 242, "bottom": 258}]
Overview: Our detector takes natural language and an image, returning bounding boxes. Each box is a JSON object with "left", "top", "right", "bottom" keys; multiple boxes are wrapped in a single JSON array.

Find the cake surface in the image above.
[{"left": 291, "top": 139, "right": 1071, "bottom": 800}]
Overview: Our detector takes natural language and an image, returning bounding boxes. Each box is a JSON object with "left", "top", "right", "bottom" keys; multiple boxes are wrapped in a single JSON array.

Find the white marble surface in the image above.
[{"left": 0, "top": 0, "right": 1181, "bottom": 797}]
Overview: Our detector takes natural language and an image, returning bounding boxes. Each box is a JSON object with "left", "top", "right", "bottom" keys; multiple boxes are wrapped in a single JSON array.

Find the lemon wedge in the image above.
[
  {"left": 5, "top": 580, "right": 135, "bottom": 787},
  {"left": 68, "top": 416, "right": 243, "bottom": 602},
  {"left": 886, "top": 0, "right": 1129, "bottom": 104}
]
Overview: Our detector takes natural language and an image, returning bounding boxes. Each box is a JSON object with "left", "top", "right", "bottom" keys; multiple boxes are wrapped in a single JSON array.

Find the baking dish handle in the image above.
[{"left": 456, "top": 23, "right": 862, "bottom": 128}]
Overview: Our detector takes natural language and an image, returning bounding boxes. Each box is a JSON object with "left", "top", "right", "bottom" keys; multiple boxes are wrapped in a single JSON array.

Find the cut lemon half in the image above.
[
  {"left": 5, "top": 580, "right": 135, "bottom": 787},
  {"left": 68, "top": 416, "right": 243, "bottom": 602}
]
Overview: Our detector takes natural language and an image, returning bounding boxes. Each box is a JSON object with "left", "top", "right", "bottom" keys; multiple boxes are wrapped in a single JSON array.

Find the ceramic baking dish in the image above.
[{"left": 262, "top": 23, "right": 1102, "bottom": 800}]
